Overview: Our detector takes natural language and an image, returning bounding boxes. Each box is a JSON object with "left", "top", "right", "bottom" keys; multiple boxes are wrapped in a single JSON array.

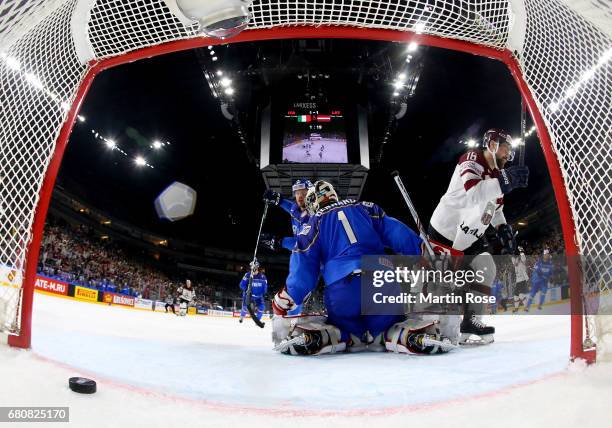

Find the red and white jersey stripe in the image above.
[{"left": 430, "top": 150, "right": 506, "bottom": 251}]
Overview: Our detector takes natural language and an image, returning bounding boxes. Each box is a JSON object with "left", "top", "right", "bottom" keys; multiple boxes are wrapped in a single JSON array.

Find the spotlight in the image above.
[
  {"left": 152, "top": 141, "right": 163, "bottom": 149},
  {"left": 224, "top": 87, "right": 235, "bottom": 95},
  {"left": 105, "top": 140, "right": 116, "bottom": 149},
  {"left": 407, "top": 42, "right": 418, "bottom": 52},
  {"left": 220, "top": 77, "right": 232, "bottom": 87},
  {"left": 5, "top": 56, "right": 20, "bottom": 71},
  {"left": 212, "top": 56, "right": 218, "bottom": 61},
  {"left": 135, "top": 156, "right": 147, "bottom": 166}
]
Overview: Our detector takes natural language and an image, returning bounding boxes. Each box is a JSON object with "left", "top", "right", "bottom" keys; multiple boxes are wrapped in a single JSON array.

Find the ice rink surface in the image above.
[{"left": 1, "top": 292, "right": 611, "bottom": 427}]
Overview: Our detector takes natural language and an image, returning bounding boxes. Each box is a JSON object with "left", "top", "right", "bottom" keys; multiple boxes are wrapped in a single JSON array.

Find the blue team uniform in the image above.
[
  {"left": 240, "top": 271, "right": 268, "bottom": 320},
  {"left": 279, "top": 198, "right": 310, "bottom": 315},
  {"left": 279, "top": 198, "right": 309, "bottom": 250},
  {"left": 526, "top": 258, "right": 554, "bottom": 310},
  {"left": 286, "top": 199, "right": 422, "bottom": 342},
  {"left": 491, "top": 278, "right": 504, "bottom": 314}
]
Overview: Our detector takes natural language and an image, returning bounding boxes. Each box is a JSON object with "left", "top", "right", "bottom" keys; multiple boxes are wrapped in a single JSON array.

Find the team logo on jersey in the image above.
[
  {"left": 298, "top": 224, "right": 312, "bottom": 235},
  {"left": 481, "top": 201, "right": 496, "bottom": 226}
]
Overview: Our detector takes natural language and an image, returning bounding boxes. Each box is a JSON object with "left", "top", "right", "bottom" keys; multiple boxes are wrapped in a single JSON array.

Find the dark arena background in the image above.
[{"left": 0, "top": 2, "right": 610, "bottom": 427}]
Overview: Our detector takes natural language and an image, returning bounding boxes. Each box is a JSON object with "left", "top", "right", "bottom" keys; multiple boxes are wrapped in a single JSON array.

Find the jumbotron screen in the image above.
[{"left": 282, "top": 104, "right": 348, "bottom": 163}]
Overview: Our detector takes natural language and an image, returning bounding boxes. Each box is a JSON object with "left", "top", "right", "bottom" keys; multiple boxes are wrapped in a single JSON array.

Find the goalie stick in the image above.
[{"left": 245, "top": 202, "right": 269, "bottom": 328}]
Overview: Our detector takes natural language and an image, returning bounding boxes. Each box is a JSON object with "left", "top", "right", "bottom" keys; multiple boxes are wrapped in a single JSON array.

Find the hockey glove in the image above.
[
  {"left": 259, "top": 233, "right": 282, "bottom": 251},
  {"left": 262, "top": 189, "right": 281, "bottom": 206},
  {"left": 495, "top": 166, "right": 529, "bottom": 194},
  {"left": 497, "top": 223, "right": 518, "bottom": 255},
  {"left": 272, "top": 287, "right": 297, "bottom": 315}
]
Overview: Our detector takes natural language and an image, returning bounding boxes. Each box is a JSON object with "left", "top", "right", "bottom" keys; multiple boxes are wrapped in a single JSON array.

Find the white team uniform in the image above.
[
  {"left": 177, "top": 286, "right": 195, "bottom": 316},
  {"left": 177, "top": 286, "right": 195, "bottom": 303},
  {"left": 513, "top": 252, "right": 529, "bottom": 283},
  {"left": 430, "top": 150, "right": 506, "bottom": 251}
]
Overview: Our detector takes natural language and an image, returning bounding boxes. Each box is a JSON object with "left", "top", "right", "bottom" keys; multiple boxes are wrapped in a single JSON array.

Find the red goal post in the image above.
[{"left": 0, "top": 1, "right": 609, "bottom": 363}]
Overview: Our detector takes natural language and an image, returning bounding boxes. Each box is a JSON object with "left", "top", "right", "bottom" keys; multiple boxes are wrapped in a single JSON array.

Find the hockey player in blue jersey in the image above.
[
  {"left": 272, "top": 181, "right": 455, "bottom": 356},
  {"left": 261, "top": 179, "right": 313, "bottom": 315},
  {"left": 261, "top": 179, "right": 312, "bottom": 251},
  {"left": 239, "top": 260, "right": 268, "bottom": 323},
  {"left": 525, "top": 248, "right": 554, "bottom": 311}
]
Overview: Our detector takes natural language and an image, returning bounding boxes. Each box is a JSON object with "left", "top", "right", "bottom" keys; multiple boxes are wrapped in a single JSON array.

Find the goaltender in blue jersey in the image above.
[
  {"left": 272, "top": 181, "right": 455, "bottom": 356},
  {"left": 239, "top": 260, "right": 268, "bottom": 323}
]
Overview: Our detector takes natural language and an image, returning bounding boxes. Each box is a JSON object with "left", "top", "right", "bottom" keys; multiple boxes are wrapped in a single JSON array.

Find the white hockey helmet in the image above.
[
  {"left": 305, "top": 180, "right": 338, "bottom": 214},
  {"left": 249, "top": 259, "right": 260, "bottom": 271}
]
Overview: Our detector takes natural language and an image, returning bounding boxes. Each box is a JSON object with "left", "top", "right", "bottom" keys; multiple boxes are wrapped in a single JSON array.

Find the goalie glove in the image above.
[
  {"left": 497, "top": 223, "right": 518, "bottom": 255},
  {"left": 272, "top": 287, "right": 297, "bottom": 315},
  {"left": 259, "top": 233, "right": 282, "bottom": 251}
]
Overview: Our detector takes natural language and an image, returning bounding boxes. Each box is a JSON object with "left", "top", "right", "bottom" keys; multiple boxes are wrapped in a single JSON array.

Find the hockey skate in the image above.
[{"left": 459, "top": 311, "right": 495, "bottom": 345}]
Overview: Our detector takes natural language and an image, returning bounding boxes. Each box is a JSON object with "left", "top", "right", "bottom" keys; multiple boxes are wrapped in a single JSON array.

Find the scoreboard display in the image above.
[{"left": 281, "top": 102, "right": 348, "bottom": 164}]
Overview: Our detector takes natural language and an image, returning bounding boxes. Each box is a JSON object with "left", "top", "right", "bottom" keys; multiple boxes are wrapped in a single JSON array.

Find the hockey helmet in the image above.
[
  {"left": 482, "top": 128, "right": 515, "bottom": 161},
  {"left": 292, "top": 178, "right": 313, "bottom": 194},
  {"left": 305, "top": 180, "right": 338, "bottom": 214},
  {"left": 249, "top": 259, "right": 260, "bottom": 271}
]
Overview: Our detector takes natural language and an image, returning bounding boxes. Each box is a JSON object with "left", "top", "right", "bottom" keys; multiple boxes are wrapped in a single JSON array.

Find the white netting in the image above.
[
  {"left": 0, "top": 0, "right": 609, "bottom": 359},
  {"left": 0, "top": 0, "right": 87, "bottom": 334}
]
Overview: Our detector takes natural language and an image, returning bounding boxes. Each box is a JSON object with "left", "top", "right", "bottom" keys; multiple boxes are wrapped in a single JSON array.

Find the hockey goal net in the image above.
[{"left": 0, "top": 0, "right": 610, "bottom": 361}]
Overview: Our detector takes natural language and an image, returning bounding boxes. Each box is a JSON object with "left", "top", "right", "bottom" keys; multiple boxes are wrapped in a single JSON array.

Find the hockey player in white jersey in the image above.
[
  {"left": 429, "top": 128, "right": 529, "bottom": 344},
  {"left": 511, "top": 246, "right": 529, "bottom": 312},
  {"left": 176, "top": 279, "right": 196, "bottom": 316}
]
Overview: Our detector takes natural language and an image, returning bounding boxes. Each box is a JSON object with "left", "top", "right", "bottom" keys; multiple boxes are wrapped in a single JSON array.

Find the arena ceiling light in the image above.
[
  {"left": 3, "top": 55, "right": 20, "bottom": 71},
  {"left": 134, "top": 156, "right": 147, "bottom": 166},
  {"left": 164, "top": 0, "right": 253, "bottom": 39}
]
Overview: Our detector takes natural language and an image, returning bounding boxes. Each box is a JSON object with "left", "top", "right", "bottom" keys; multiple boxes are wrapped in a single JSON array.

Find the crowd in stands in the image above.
[
  {"left": 495, "top": 228, "right": 568, "bottom": 290},
  {"left": 38, "top": 219, "right": 238, "bottom": 309}
]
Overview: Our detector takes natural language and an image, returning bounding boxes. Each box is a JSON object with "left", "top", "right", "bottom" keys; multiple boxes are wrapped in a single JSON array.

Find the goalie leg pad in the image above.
[
  {"left": 384, "top": 320, "right": 456, "bottom": 355},
  {"left": 179, "top": 302, "right": 187, "bottom": 316},
  {"left": 274, "top": 318, "right": 346, "bottom": 355}
]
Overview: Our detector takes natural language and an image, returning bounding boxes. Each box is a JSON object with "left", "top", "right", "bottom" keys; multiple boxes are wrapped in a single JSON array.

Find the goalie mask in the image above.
[
  {"left": 483, "top": 128, "right": 515, "bottom": 163},
  {"left": 305, "top": 181, "right": 338, "bottom": 214}
]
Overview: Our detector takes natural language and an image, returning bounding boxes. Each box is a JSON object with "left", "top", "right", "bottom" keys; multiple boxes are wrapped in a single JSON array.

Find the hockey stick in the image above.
[
  {"left": 245, "top": 202, "right": 269, "bottom": 328},
  {"left": 518, "top": 98, "right": 527, "bottom": 167},
  {"left": 391, "top": 171, "right": 436, "bottom": 260}
]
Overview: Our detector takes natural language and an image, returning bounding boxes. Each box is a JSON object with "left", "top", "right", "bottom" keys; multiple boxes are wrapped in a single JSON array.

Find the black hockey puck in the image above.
[{"left": 68, "top": 377, "right": 96, "bottom": 394}]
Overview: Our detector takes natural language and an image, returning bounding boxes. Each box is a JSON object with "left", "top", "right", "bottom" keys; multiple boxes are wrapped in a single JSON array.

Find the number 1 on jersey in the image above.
[{"left": 337, "top": 210, "right": 357, "bottom": 244}]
